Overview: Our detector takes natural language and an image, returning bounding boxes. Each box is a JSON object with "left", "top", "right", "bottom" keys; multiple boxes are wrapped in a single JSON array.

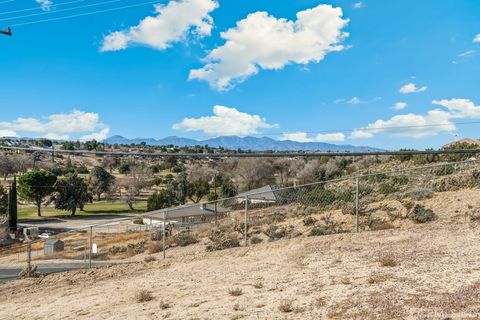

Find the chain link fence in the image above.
[{"left": 2, "top": 158, "right": 480, "bottom": 280}]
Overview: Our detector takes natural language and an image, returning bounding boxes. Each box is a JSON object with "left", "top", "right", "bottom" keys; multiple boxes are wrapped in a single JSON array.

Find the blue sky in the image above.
[{"left": 0, "top": 0, "right": 479, "bottom": 149}]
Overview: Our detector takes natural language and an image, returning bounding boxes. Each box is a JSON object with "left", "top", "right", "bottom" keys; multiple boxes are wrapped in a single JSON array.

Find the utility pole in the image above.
[{"left": 0, "top": 27, "right": 12, "bottom": 36}]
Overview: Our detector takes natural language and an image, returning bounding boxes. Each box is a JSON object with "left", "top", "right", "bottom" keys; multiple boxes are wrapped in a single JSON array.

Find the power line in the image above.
[
  {"left": 1, "top": 0, "right": 121, "bottom": 22},
  {"left": 0, "top": 0, "right": 85, "bottom": 16},
  {"left": 11, "top": 0, "right": 161, "bottom": 27}
]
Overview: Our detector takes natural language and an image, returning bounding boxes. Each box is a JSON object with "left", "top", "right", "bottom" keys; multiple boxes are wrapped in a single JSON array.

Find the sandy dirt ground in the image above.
[{"left": 2, "top": 190, "right": 480, "bottom": 319}]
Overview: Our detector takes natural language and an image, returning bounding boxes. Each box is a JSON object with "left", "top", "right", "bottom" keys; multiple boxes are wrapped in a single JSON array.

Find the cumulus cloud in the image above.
[
  {"left": 36, "top": 0, "right": 53, "bottom": 11},
  {"left": 393, "top": 102, "right": 407, "bottom": 110},
  {"left": 173, "top": 105, "right": 278, "bottom": 136},
  {"left": 189, "top": 4, "right": 349, "bottom": 91},
  {"left": 101, "top": 0, "right": 218, "bottom": 52},
  {"left": 351, "top": 98, "right": 480, "bottom": 139},
  {"left": 0, "top": 129, "right": 18, "bottom": 138},
  {"left": 473, "top": 34, "right": 480, "bottom": 43},
  {"left": 280, "top": 132, "right": 345, "bottom": 143},
  {"left": 399, "top": 82, "right": 427, "bottom": 94},
  {"left": 0, "top": 110, "right": 110, "bottom": 141}
]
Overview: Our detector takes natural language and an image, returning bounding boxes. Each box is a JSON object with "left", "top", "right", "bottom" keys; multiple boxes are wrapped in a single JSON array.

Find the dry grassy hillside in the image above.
[{"left": 1, "top": 189, "right": 480, "bottom": 319}]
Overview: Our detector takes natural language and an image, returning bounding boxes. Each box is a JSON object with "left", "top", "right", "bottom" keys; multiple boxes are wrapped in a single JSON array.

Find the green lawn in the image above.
[{"left": 18, "top": 200, "right": 148, "bottom": 220}]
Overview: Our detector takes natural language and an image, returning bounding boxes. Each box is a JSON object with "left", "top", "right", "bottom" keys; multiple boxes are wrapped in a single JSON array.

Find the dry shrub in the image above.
[
  {"left": 144, "top": 255, "right": 156, "bottom": 262},
  {"left": 147, "top": 242, "right": 162, "bottom": 254},
  {"left": 250, "top": 235, "right": 263, "bottom": 245},
  {"left": 126, "top": 241, "right": 146, "bottom": 257},
  {"left": 135, "top": 289, "right": 153, "bottom": 303},
  {"left": 206, "top": 228, "right": 240, "bottom": 252},
  {"left": 340, "top": 277, "right": 352, "bottom": 285},
  {"left": 410, "top": 205, "right": 436, "bottom": 224},
  {"left": 253, "top": 281, "right": 264, "bottom": 289},
  {"left": 278, "top": 299, "right": 294, "bottom": 313},
  {"left": 378, "top": 253, "right": 398, "bottom": 267},
  {"left": 303, "top": 216, "right": 317, "bottom": 226},
  {"left": 174, "top": 231, "right": 198, "bottom": 247},
  {"left": 228, "top": 288, "right": 243, "bottom": 297}
]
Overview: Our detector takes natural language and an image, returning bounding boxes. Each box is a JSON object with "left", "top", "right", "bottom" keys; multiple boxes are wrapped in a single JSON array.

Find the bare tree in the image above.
[
  {"left": 0, "top": 154, "right": 15, "bottom": 181},
  {"left": 119, "top": 166, "right": 150, "bottom": 210},
  {"left": 234, "top": 158, "right": 275, "bottom": 191}
]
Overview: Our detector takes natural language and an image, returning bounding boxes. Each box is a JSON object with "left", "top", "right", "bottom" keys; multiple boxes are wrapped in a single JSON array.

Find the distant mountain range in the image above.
[{"left": 104, "top": 135, "right": 383, "bottom": 152}]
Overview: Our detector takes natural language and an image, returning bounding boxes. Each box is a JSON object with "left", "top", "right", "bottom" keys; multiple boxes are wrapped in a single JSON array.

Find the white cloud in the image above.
[
  {"left": 453, "top": 50, "right": 476, "bottom": 64},
  {"left": 101, "top": 0, "right": 218, "bottom": 52},
  {"left": 353, "top": 2, "right": 363, "bottom": 9},
  {"left": 399, "top": 82, "right": 427, "bottom": 94},
  {"left": 473, "top": 34, "right": 480, "bottom": 43},
  {"left": 0, "top": 110, "right": 110, "bottom": 141},
  {"left": 0, "top": 129, "right": 18, "bottom": 138},
  {"left": 79, "top": 128, "right": 111, "bottom": 142},
  {"left": 352, "top": 98, "right": 480, "bottom": 139},
  {"left": 189, "top": 4, "right": 349, "bottom": 91},
  {"left": 36, "top": 0, "right": 53, "bottom": 11},
  {"left": 280, "top": 132, "right": 345, "bottom": 143},
  {"left": 347, "top": 97, "right": 363, "bottom": 105},
  {"left": 393, "top": 102, "right": 407, "bottom": 110},
  {"left": 173, "top": 105, "right": 278, "bottom": 136}
]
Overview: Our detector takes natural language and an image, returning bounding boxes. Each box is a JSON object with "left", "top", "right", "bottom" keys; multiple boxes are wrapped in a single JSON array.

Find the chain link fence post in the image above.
[
  {"left": 355, "top": 176, "right": 360, "bottom": 233},
  {"left": 89, "top": 226, "right": 92, "bottom": 268},
  {"left": 244, "top": 196, "right": 248, "bottom": 247},
  {"left": 27, "top": 239, "right": 32, "bottom": 277},
  {"left": 163, "top": 210, "right": 166, "bottom": 260}
]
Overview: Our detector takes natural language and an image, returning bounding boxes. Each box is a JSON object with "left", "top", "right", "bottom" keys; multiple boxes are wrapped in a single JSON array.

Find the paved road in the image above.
[
  {"left": 0, "top": 262, "right": 114, "bottom": 283},
  {"left": 19, "top": 215, "right": 136, "bottom": 233}
]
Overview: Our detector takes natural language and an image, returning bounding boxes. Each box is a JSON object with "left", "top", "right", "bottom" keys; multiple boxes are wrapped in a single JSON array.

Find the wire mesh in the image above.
[{"left": 2, "top": 158, "right": 480, "bottom": 280}]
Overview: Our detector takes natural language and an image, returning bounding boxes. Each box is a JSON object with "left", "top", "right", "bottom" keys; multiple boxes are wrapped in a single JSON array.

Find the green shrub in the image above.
[
  {"left": 434, "top": 165, "right": 454, "bottom": 176},
  {"left": 412, "top": 207, "right": 436, "bottom": 224}
]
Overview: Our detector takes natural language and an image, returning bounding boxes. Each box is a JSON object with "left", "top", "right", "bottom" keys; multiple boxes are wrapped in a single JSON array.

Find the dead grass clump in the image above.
[
  {"left": 278, "top": 299, "right": 294, "bottom": 313},
  {"left": 314, "top": 297, "right": 327, "bottom": 308},
  {"left": 378, "top": 253, "right": 399, "bottom": 267},
  {"left": 228, "top": 288, "right": 243, "bottom": 297},
  {"left": 147, "top": 242, "right": 162, "bottom": 254},
  {"left": 126, "top": 241, "right": 146, "bottom": 257},
  {"left": 340, "top": 277, "right": 352, "bottom": 285},
  {"left": 367, "top": 272, "right": 393, "bottom": 284},
  {"left": 253, "top": 281, "right": 264, "bottom": 289},
  {"left": 135, "top": 289, "right": 153, "bottom": 303},
  {"left": 144, "top": 256, "right": 156, "bottom": 262},
  {"left": 159, "top": 300, "right": 171, "bottom": 309}
]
